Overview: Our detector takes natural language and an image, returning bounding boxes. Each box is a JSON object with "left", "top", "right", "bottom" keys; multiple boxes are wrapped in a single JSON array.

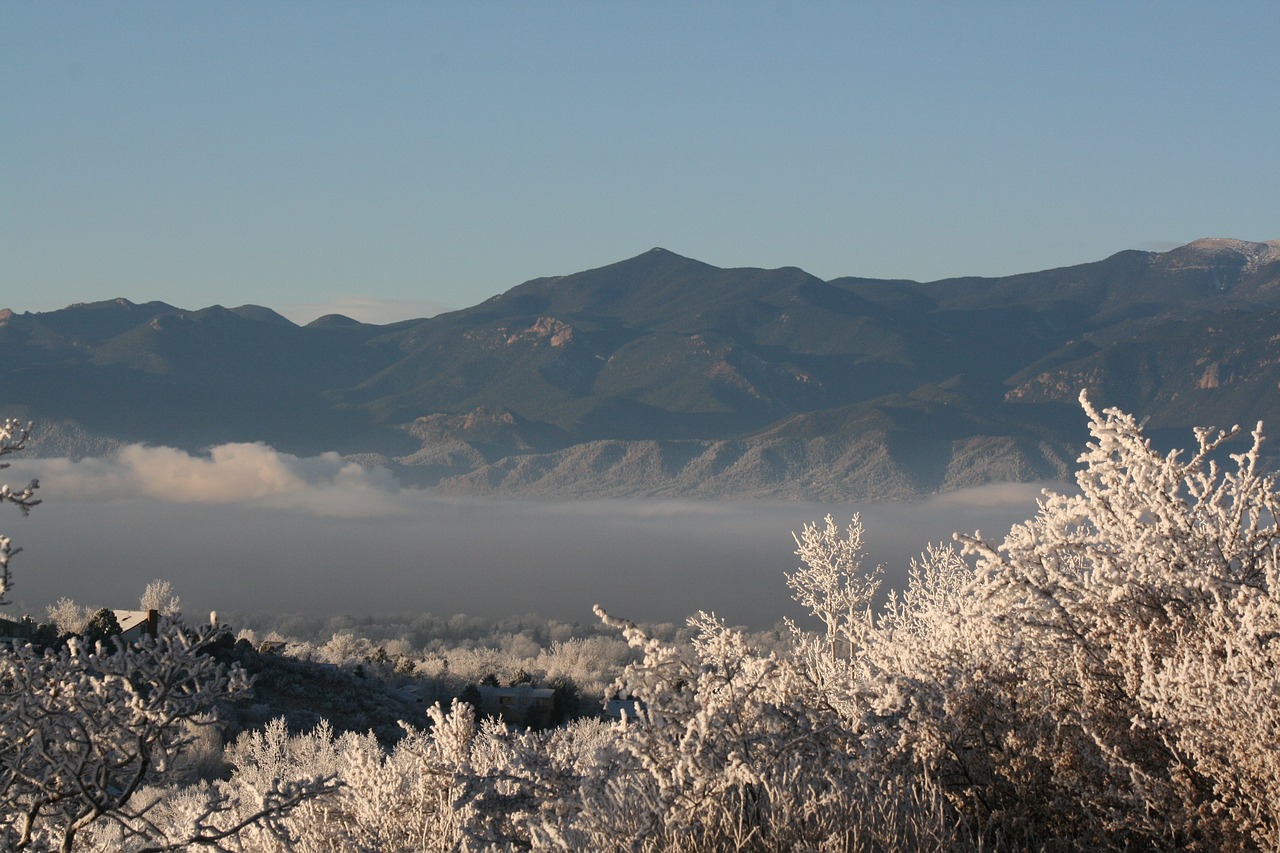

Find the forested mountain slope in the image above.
[{"left": 3, "top": 237, "right": 1278, "bottom": 498}]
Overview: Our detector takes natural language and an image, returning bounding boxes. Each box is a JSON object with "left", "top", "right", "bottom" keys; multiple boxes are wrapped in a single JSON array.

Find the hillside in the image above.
[{"left": 3, "top": 237, "right": 1279, "bottom": 499}]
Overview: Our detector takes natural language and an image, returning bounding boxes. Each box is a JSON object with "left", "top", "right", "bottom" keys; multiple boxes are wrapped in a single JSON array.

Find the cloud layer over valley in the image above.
[
  {"left": 32, "top": 443, "right": 404, "bottom": 516},
  {"left": 3, "top": 443, "right": 1054, "bottom": 629}
]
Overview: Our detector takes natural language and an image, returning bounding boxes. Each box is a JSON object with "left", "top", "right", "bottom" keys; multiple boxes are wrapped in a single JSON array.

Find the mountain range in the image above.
[{"left": 4, "top": 237, "right": 1280, "bottom": 499}]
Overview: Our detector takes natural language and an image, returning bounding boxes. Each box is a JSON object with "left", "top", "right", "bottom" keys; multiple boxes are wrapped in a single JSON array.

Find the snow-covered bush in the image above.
[
  {"left": 18, "top": 394, "right": 1280, "bottom": 850},
  {"left": 145, "top": 705, "right": 479, "bottom": 851},
  {"left": 811, "top": 391, "right": 1280, "bottom": 849},
  {"left": 939, "top": 392, "right": 1280, "bottom": 848},
  {"left": 532, "top": 606, "right": 962, "bottom": 851},
  {"left": 0, "top": 421, "right": 328, "bottom": 852},
  {"left": 0, "top": 626, "right": 255, "bottom": 850},
  {"left": 547, "top": 392, "right": 1280, "bottom": 849}
]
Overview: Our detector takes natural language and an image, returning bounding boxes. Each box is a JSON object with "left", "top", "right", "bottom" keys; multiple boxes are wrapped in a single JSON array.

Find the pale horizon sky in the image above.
[{"left": 3, "top": 2, "right": 1278, "bottom": 325}]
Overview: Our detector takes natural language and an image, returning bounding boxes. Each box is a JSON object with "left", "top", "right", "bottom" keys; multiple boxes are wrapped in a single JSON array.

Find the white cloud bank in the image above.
[
  {"left": 4, "top": 443, "right": 1057, "bottom": 625},
  {"left": 29, "top": 443, "right": 402, "bottom": 517}
]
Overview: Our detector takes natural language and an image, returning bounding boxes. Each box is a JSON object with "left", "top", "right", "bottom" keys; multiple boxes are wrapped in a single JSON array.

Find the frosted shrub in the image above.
[
  {"left": 1137, "top": 597, "right": 1280, "bottom": 847},
  {"left": 44, "top": 596, "right": 90, "bottom": 636},
  {"left": 967, "top": 394, "right": 1269, "bottom": 845},
  {"left": 204, "top": 702, "right": 479, "bottom": 852},
  {"left": 1, "top": 421, "right": 329, "bottom": 852},
  {"left": 0, "top": 623, "right": 273, "bottom": 851},
  {"left": 854, "top": 543, "right": 1034, "bottom": 845},
  {"left": 139, "top": 578, "right": 182, "bottom": 618},
  {"left": 43, "top": 395, "right": 1280, "bottom": 850},
  {"left": 786, "top": 393, "right": 1280, "bottom": 849},
  {"left": 531, "top": 607, "right": 959, "bottom": 851}
]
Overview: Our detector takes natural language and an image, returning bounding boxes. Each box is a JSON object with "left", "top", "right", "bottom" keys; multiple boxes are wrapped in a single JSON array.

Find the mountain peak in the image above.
[
  {"left": 12, "top": 240, "right": 1280, "bottom": 498},
  {"left": 1158, "top": 237, "right": 1280, "bottom": 276},
  {"left": 306, "top": 313, "right": 364, "bottom": 329},
  {"left": 608, "top": 247, "right": 716, "bottom": 272},
  {"left": 229, "top": 305, "right": 296, "bottom": 326},
  {"left": 66, "top": 297, "right": 135, "bottom": 311},
  {"left": 1181, "top": 237, "right": 1280, "bottom": 252}
]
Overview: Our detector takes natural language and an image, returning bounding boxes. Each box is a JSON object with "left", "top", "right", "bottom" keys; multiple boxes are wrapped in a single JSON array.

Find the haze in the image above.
[{"left": 3, "top": 445, "right": 1049, "bottom": 629}]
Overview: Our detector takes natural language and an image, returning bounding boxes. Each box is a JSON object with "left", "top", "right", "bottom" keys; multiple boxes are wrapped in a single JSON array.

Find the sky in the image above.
[{"left": 3, "top": 2, "right": 1278, "bottom": 325}]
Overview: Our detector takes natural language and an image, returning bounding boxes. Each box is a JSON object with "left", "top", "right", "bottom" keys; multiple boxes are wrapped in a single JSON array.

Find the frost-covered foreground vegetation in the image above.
[{"left": 5, "top": 392, "right": 1280, "bottom": 850}]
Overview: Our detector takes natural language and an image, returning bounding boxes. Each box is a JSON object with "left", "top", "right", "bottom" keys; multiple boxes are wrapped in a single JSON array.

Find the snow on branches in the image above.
[
  {"left": 0, "top": 424, "right": 329, "bottom": 852},
  {"left": 787, "top": 513, "right": 881, "bottom": 664},
  {"left": 947, "top": 391, "right": 1280, "bottom": 847},
  {"left": 0, "top": 419, "right": 39, "bottom": 606},
  {"left": 578, "top": 394, "right": 1280, "bottom": 849},
  {"left": 0, "top": 626, "right": 256, "bottom": 851},
  {"left": 7, "top": 395, "right": 1280, "bottom": 850}
]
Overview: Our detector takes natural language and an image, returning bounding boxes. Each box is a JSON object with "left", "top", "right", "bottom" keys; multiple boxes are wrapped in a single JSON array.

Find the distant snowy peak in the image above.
[
  {"left": 1182, "top": 237, "right": 1280, "bottom": 252},
  {"left": 1160, "top": 237, "right": 1280, "bottom": 275}
]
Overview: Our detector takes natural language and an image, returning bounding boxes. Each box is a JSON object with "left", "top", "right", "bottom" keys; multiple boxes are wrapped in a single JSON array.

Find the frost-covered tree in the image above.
[
  {"left": 139, "top": 579, "right": 182, "bottom": 619},
  {"left": 44, "top": 597, "right": 90, "bottom": 637},
  {"left": 786, "top": 513, "right": 881, "bottom": 663},
  {"left": 1, "top": 629, "right": 254, "bottom": 851},
  {"left": 941, "top": 392, "right": 1280, "bottom": 848},
  {"left": 53, "top": 394, "right": 1280, "bottom": 851},
  {"left": 0, "top": 421, "right": 328, "bottom": 851},
  {"left": 0, "top": 419, "right": 39, "bottom": 607}
]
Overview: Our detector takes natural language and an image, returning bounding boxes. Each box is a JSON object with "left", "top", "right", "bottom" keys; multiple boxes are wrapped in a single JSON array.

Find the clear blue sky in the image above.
[{"left": 3, "top": 1, "right": 1277, "bottom": 324}]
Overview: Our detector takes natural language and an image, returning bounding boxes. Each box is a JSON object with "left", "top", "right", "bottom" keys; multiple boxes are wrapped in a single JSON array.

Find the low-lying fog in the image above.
[{"left": 3, "top": 442, "right": 1058, "bottom": 629}]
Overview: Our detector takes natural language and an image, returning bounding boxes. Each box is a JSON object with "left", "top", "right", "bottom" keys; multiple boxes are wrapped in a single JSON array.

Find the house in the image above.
[
  {"left": 111, "top": 609, "right": 159, "bottom": 642},
  {"left": 0, "top": 609, "right": 158, "bottom": 643},
  {"left": 393, "top": 683, "right": 430, "bottom": 704},
  {"left": 257, "top": 639, "right": 290, "bottom": 655},
  {"left": 476, "top": 684, "right": 557, "bottom": 728},
  {"left": 0, "top": 613, "right": 35, "bottom": 639},
  {"left": 603, "top": 697, "right": 644, "bottom": 721}
]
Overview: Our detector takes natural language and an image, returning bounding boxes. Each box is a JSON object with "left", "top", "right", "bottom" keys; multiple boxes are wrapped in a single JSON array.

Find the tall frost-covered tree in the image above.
[
  {"left": 787, "top": 513, "right": 881, "bottom": 664},
  {"left": 0, "top": 420, "right": 39, "bottom": 606},
  {"left": 140, "top": 579, "right": 182, "bottom": 619}
]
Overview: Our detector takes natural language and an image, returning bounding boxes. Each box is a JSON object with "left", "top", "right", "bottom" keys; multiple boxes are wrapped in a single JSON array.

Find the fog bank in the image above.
[{"left": 2, "top": 445, "right": 1056, "bottom": 628}]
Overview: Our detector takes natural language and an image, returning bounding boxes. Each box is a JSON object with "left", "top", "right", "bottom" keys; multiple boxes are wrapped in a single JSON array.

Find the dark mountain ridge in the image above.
[{"left": 3, "top": 237, "right": 1279, "bottom": 499}]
